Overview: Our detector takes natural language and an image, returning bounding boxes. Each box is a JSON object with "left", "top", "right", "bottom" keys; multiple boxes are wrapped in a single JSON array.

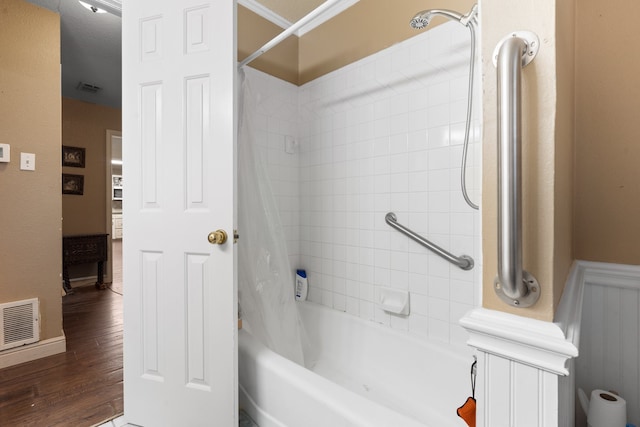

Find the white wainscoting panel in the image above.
[
  {"left": 558, "top": 358, "right": 575, "bottom": 427},
  {"left": 476, "top": 351, "right": 560, "bottom": 427},
  {"left": 464, "top": 261, "right": 640, "bottom": 427},
  {"left": 461, "top": 261, "right": 585, "bottom": 427},
  {"left": 575, "top": 261, "right": 640, "bottom": 427}
]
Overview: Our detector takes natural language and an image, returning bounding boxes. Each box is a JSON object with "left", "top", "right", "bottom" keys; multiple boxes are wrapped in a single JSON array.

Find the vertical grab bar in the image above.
[{"left": 492, "top": 32, "right": 540, "bottom": 308}]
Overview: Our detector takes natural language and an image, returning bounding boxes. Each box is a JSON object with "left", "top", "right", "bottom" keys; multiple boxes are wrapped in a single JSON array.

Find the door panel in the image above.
[{"left": 123, "top": 1, "right": 237, "bottom": 425}]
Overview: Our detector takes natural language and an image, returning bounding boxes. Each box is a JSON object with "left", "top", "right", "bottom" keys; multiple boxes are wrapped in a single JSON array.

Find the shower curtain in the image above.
[{"left": 237, "top": 69, "right": 306, "bottom": 366}]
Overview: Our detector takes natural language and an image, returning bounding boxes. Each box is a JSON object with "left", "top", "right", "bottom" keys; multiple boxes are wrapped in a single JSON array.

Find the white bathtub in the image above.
[{"left": 239, "top": 301, "right": 474, "bottom": 427}]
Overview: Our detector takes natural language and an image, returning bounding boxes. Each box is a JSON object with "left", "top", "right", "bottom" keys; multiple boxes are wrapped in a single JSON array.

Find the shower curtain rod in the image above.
[{"left": 238, "top": 0, "right": 345, "bottom": 68}]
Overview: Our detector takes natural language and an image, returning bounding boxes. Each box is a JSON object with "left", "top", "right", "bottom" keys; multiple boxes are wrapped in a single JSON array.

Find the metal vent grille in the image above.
[
  {"left": 0, "top": 299, "right": 39, "bottom": 351},
  {"left": 76, "top": 81, "right": 102, "bottom": 93}
]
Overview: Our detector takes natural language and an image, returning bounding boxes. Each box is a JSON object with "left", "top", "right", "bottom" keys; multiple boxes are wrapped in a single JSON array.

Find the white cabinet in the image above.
[
  {"left": 112, "top": 175, "right": 123, "bottom": 200},
  {"left": 112, "top": 213, "right": 123, "bottom": 239}
]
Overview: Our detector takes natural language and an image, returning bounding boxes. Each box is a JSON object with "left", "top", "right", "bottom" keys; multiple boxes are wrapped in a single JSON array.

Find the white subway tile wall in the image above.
[
  {"left": 243, "top": 69, "right": 301, "bottom": 269},
  {"left": 244, "top": 21, "right": 481, "bottom": 347}
]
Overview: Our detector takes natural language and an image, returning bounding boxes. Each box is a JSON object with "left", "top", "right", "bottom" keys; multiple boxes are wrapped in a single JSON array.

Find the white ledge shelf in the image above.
[
  {"left": 460, "top": 261, "right": 590, "bottom": 376},
  {"left": 460, "top": 307, "right": 578, "bottom": 376}
]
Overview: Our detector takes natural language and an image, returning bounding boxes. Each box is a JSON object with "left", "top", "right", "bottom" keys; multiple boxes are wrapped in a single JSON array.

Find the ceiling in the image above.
[
  {"left": 27, "top": 0, "right": 122, "bottom": 108},
  {"left": 26, "top": 0, "right": 342, "bottom": 109}
]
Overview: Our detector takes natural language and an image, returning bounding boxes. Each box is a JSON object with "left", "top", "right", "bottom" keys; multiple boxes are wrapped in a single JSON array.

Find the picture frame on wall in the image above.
[
  {"left": 62, "top": 173, "right": 84, "bottom": 195},
  {"left": 62, "top": 145, "right": 86, "bottom": 168},
  {"left": 112, "top": 174, "right": 123, "bottom": 200},
  {"left": 0, "top": 143, "right": 10, "bottom": 163}
]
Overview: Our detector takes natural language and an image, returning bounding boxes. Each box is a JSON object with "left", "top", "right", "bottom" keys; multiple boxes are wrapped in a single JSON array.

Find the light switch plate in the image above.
[
  {"left": 0, "top": 144, "right": 9, "bottom": 163},
  {"left": 20, "top": 152, "right": 36, "bottom": 171}
]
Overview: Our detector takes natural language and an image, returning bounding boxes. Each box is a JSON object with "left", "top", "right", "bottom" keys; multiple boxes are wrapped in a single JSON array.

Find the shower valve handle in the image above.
[{"left": 208, "top": 229, "right": 228, "bottom": 245}]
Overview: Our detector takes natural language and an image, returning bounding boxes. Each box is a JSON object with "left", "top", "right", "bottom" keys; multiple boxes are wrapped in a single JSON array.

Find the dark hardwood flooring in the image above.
[{"left": 0, "top": 241, "right": 124, "bottom": 427}]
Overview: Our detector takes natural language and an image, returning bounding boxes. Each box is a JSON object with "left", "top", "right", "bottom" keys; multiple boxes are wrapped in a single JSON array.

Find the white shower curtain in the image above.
[{"left": 237, "top": 69, "right": 306, "bottom": 366}]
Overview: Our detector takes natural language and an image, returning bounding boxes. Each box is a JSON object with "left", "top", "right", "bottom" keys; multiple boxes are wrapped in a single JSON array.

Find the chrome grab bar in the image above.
[
  {"left": 492, "top": 32, "right": 541, "bottom": 308},
  {"left": 385, "top": 212, "right": 474, "bottom": 271}
]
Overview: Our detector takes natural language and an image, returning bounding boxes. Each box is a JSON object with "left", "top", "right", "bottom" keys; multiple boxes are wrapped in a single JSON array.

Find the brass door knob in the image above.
[{"left": 208, "top": 229, "right": 227, "bottom": 245}]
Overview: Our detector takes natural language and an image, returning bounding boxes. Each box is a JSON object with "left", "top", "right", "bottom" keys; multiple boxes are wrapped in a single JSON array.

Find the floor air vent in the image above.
[{"left": 0, "top": 298, "right": 39, "bottom": 351}]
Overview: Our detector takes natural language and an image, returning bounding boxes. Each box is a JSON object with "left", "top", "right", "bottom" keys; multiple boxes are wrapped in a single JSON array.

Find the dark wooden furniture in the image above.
[{"left": 62, "top": 234, "right": 109, "bottom": 294}]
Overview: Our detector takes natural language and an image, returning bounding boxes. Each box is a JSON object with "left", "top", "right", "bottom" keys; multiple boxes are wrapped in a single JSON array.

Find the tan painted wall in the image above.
[
  {"left": 238, "top": 5, "right": 298, "bottom": 84},
  {"left": 481, "top": 0, "right": 574, "bottom": 321},
  {"left": 0, "top": 0, "right": 62, "bottom": 341},
  {"left": 298, "top": 0, "right": 474, "bottom": 84},
  {"left": 62, "top": 98, "right": 121, "bottom": 235},
  {"left": 574, "top": 0, "right": 640, "bottom": 265},
  {"left": 239, "top": 0, "right": 475, "bottom": 85},
  {"left": 554, "top": 0, "right": 576, "bottom": 310},
  {"left": 62, "top": 98, "right": 121, "bottom": 279}
]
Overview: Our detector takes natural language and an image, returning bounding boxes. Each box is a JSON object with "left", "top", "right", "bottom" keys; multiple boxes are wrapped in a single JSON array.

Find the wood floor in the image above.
[{"left": 0, "top": 241, "right": 124, "bottom": 427}]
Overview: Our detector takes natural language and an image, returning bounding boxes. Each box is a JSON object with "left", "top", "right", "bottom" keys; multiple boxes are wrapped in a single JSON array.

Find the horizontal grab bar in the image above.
[{"left": 385, "top": 212, "right": 474, "bottom": 271}]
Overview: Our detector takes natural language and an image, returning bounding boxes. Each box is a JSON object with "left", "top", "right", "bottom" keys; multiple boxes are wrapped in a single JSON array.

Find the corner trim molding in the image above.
[
  {"left": 461, "top": 261, "right": 587, "bottom": 376},
  {"left": 578, "top": 259, "right": 640, "bottom": 290},
  {"left": 238, "top": 0, "right": 360, "bottom": 37},
  {"left": 462, "top": 261, "right": 640, "bottom": 427},
  {"left": 460, "top": 308, "right": 579, "bottom": 375},
  {"left": 295, "top": 0, "right": 360, "bottom": 37},
  {"left": 81, "top": 0, "right": 122, "bottom": 17},
  {"left": 0, "top": 333, "right": 66, "bottom": 369},
  {"left": 238, "top": 0, "right": 292, "bottom": 30},
  {"left": 462, "top": 261, "right": 640, "bottom": 376}
]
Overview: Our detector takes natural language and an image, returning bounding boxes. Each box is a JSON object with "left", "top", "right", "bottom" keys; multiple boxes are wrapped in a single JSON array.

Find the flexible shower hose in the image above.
[{"left": 460, "top": 24, "right": 479, "bottom": 210}]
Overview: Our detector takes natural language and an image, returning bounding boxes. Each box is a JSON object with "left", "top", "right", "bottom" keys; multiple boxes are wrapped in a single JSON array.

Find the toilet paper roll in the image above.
[{"left": 588, "top": 389, "right": 626, "bottom": 427}]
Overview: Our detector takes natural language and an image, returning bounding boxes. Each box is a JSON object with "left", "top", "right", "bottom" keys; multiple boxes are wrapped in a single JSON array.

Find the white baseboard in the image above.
[
  {"left": 0, "top": 333, "right": 66, "bottom": 369},
  {"left": 70, "top": 275, "right": 98, "bottom": 287},
  {"left": 68, "top": 276, "right": 112, "bottom": 288}
]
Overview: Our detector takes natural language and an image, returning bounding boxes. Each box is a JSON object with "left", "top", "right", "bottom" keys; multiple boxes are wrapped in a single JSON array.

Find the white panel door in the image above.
[{"left": 122, "top": 0, "right": 237, "bottom": 425}]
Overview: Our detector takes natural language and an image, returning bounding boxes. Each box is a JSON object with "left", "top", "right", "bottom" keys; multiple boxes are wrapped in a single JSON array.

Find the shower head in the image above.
[
  {"left": 410, "top": 4, "right": 477, "bottom": 29},
  {"left": 409, "top": 11, "right": 431, "bottom": 29},
  {"left": 410, "top": 9, "right": 461, "bottom": 29}
]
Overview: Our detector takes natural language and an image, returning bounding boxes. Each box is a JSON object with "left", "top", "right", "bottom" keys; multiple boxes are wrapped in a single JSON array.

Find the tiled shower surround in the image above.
[{"left": 245, "top": 21, "right": 481, "bottom": 347}]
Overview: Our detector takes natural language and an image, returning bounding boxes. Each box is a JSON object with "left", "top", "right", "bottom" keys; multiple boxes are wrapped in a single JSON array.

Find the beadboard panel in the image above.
[
  {"left": 462, "top": 261, "right": 586, "bottom": 427},
  {"left": 558, "top": 359, "right": 575, "bottom": 427},
  {"left": 476, "top": 352, "right": 560, "bottom": 427},
  {"left": 575, "top": 263, "right": 640, "bottom": 427},
  {"left": 466, "top": 261, "right": 640, "bottom": 427}
]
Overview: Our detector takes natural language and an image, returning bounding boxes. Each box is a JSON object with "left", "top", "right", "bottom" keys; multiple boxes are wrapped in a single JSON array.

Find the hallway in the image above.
[
  {"left": 0, "top": 240, "right": 258, "bottom": 426},
  {"left": 0, "top": 269, "right": 123, "bottom": 425}
]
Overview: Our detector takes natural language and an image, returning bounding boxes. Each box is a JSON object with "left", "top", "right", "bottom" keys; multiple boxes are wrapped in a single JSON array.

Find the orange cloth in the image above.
[{"left": 457, "top": 396, "right": 476, "bottom": 427}]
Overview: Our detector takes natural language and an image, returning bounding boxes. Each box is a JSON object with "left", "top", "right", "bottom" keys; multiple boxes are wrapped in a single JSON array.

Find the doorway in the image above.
[{"left": 105, "top": 130, "right": 122, "bottom": 295}]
